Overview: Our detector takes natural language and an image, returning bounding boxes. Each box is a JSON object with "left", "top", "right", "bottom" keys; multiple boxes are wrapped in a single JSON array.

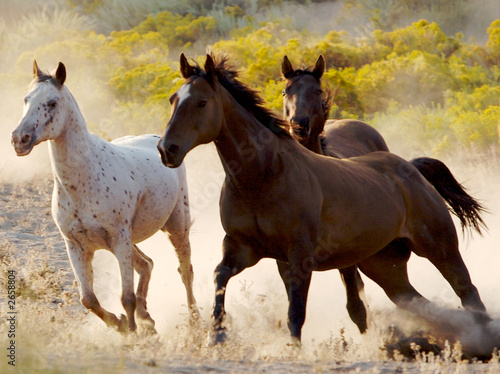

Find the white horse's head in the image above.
[{"left": 11, "top": 61, "right": 68, "bottom": 156}]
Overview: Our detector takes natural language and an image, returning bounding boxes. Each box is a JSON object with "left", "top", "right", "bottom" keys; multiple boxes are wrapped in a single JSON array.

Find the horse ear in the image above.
[
  {"left": 55, "top": 62, "right": 66, "bottom": 86},
  {"left": 180, "top": 53, "right": 195, "bottom": 79},
  {"left": 312, "top": 55, "right": 325, "bottom": 80},
  {"left": 204, "top": 54, "right": 216, "bottom": 87},
  {"left": 281, "top": 55, "right": 294, "bottom": 79},
  {"left": 33, "top": 60, "right": 43, "bottom": 78}
]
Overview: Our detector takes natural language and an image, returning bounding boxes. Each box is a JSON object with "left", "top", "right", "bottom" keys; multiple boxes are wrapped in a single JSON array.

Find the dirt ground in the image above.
[{"left": 1, "top": 153, "right": 500, "bottom": 373}]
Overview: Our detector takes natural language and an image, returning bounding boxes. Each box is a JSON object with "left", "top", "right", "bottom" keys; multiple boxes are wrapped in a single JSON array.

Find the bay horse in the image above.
[
  {"left": 281, "top": 55, "right": 487, "bottom": 334},
  {"left": 158, "top": 54, "right": 490, "bottom": 344},
  {"left": 11, "top": 62, "right": 198, "bottom": 333}
]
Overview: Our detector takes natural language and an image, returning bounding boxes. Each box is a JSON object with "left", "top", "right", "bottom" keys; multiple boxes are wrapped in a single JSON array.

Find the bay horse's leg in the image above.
[
  {"left": 278, "top": 260, "right": 368, "bottom": 334},
  {"left": 132, "top": 245, "right": 156, "bottom": 331},
  {"left": 412, "top": 235, "right": 490, "bottom": 324},
  {"left": 357, "top": 239, "right": 430, "bottom": 313},
  {"left": 65, "top": 239, "right": 127, "bottom": 332},
  {"left": 115, "top": 237, "right": 137, "bottom": 332},
  {"left": 163, "top": 196, "right": 199, "bottom": 322},
  {"left": 287, "top": 257, "right": 313, "bottom": 344},
  {"left": 210, "top": 235, "right": 260, "bottom": 345},
  {"left": 339, "top": 266, "right": 368, "bottom": 333},
  {"left": 276, "top": 260, "right": 291, "bottom": 300}
]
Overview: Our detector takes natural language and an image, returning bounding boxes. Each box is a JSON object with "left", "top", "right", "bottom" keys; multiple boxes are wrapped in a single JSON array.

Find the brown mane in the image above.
[{"left": 194, "top": 55, "right": 292, "bottom": 138}]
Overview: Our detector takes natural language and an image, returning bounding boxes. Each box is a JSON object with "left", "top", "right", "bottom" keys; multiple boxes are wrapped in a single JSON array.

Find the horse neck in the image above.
[
  {"left": 214, "top": 89, "right": 282, "bottom": 189},
  {"left": 302, "top": 134, "right": 324, "bottom": 154},
  {"left": 48, "top": 90, "right": 99, "bottom": 186}
]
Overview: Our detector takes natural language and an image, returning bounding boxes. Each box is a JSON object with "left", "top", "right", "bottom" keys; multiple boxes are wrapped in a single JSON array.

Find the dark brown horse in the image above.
[
  {"left": 281, "top": 55, "right": 487, "bottom": 334},
  {"left": 282, "top": 55, "right": 389, "bottom": 156},
  {"left": 158, "top": 54, "right": 490, "bottom": 345}
]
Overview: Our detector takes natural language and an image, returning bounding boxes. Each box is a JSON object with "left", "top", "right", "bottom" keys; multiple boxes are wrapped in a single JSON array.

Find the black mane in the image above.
[{"left": 194, "top": 55, "right": 291, "bottom": 138}]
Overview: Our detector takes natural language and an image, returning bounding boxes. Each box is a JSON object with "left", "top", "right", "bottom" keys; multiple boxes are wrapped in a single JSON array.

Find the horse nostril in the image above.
[
  {"left": 168, "top": 144, "right": 179, "bottom": 155},
  {"left": 21, "top": 134, "right": 31, "bottom": 145}
]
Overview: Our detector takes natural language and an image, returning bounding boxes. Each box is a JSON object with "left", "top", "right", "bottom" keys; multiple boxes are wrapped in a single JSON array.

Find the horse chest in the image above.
[{"left": 52, "top": 187, "right": 132, "bottom": 250}]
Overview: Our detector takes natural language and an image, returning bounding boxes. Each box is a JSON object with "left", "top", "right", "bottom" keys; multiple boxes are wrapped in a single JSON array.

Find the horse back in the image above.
[
  {"left": 323, "top": 119, "right": 389, "bottom": 158},
  {"left": 348, "top": 151, "right": 455, "bottom": 238}
]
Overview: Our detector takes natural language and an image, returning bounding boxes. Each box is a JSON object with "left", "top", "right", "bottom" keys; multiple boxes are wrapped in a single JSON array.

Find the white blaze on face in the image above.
[{"left": 176, "top": 84, "right": 192, "bottom": 106}]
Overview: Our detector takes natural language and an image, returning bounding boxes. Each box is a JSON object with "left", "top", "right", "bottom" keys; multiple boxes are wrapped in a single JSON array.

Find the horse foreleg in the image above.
[
  {"left": 210, "top": 235, "right": 260, "bottom": 345},
  {"left": 65, "top": 240, "right": 127, "bottom": 332},
  {"left": 339, "top": 266, "right": 368, "bottom": 333},
  {"left": 276, "top": 260, "right": 292, "bottom": 300},
  {"left": 287, "top": 258, "right": 313, "bottom": 344},
  {"left": 132, "top": 245, "right": 156, "bottom": 332},
  {"left": 211, "top": 262, "right": 232, "bottom": 345}
]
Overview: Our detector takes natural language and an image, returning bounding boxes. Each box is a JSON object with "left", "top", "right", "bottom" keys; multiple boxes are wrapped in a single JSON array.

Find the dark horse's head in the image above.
[{"left": 281, "top": 55, "right": 332, "bottom": 144}]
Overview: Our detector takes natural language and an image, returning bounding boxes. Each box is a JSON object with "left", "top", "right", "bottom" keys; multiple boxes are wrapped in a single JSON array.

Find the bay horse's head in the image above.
[
  {"left": 11, "top": 61, "right": 67, "bottom": 156},
  {"left": 281, "top": 55, "right": 331, "bottom": 144},
  {"left": 158, "top": 54, "right": 223, "bottom": 168}
]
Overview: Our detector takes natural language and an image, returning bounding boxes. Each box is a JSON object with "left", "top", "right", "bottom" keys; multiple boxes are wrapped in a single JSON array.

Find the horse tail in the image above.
[{"left": 410, "top": 157, "right": 487, "bottom": 235}]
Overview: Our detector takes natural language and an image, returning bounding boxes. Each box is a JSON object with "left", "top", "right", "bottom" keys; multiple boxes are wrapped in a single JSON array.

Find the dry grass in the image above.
[{"left": 1, "top": 172, "right": 500, "bottom": 373}]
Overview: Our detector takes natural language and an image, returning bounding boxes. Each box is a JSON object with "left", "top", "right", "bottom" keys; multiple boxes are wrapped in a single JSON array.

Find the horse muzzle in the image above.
[
  {"left": 157, "top": 139, "right": 183, "bottom": 168},
  {"left": 290, "top": 117, "right": 310, "bottom": 140},
  {"left": 11, "top": 128, "right": 36, "bottom": 156}
]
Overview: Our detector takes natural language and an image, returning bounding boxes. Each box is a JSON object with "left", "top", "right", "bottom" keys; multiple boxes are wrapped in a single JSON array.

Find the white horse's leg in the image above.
[
  {"left": 163, "top": 194, "right": 199, "bottom": 322},
  {"left": 65, "top": 239, "right": 127, "bottom": 331},
  {"left": 132, "top": 245, "right": 156, "bottom": 332},
  {"left": 114, "top": 236, "right": 137, "bottom": 332}
]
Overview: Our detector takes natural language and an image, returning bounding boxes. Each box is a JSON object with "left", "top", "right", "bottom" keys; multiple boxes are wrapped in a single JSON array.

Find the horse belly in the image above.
[
  {"left": 313, "top": 215, "right": 405, "bottom": 271},
  {"left": 130, "top": 189, "right": 177, "bottom": 244}
]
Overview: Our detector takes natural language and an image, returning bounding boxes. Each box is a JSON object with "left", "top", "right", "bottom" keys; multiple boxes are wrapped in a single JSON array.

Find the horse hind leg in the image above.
[
  {"left": 413, "top": 232, "right": 490, "bottom": 325},
  {"left": 132, "top": 245, "right": 156, "bottom": 332},
  {"left": 162, "top": 196, "right": 199, "bottom": 322},
  {"left": 358, "top": 239, "right": 431, "bottom": 315}
]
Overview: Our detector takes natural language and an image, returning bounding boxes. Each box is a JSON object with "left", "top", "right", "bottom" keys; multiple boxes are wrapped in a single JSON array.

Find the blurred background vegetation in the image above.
[{"left": 1, "top": 0, "right": 499, "bottom": 159}]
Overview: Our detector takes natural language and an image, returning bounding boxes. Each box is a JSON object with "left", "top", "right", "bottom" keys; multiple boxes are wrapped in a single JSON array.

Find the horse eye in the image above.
[
  {"left": 315, "top": 89, "right": 323, "bottom": 96},
  {"left": 282, "top": 90, "right": 286, "bottom": 97},
  {"left": 198, "top": 100, "right": 207, "bottom": 108},
  {"left": 48, "top": 100, "right": 57, "bottom": 109}
]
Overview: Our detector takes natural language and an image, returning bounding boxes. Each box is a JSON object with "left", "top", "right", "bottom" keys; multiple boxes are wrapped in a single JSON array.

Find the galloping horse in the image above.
[
  {"left": 281, "top": 55, "right": 487, "bottom": 333},
  {"left": 12, "top": 62, "right": 198, "bottom": 333},
  {"left": 158, "top": 54, "right": 490, "bottom": 344}
]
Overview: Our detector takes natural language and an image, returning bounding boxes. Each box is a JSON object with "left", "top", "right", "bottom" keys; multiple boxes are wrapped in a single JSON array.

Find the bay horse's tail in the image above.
[{"left": 410, "top": 157, "right": 487, "bottom": 235}]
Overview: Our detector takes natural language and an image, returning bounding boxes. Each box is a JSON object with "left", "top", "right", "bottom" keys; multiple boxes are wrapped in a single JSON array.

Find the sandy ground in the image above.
[{"left": 1, "top": 145, "right": 500, "bottom": 373}]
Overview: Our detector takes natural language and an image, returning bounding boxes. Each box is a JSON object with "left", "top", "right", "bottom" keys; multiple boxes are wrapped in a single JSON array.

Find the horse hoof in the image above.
[
  {"left": 189, "top": 308, "right": 201, "bottom": 327},
  {"left": 288, "top": 337, "right": 301, "bottom": 348},
  {"left": 207, "top": 329, "right": 227, "bottom": 346},
  {"left": 116, "top": 314, "right": 129, "bottom": 334},
  {"left": 143, "top": 325, "right": 158, "bottom": 336}
]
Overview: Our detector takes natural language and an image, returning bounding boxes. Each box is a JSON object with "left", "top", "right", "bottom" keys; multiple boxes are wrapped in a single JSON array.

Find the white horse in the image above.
[{"left": 11, "top": 61, "right": 198, "bottom": 333}]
